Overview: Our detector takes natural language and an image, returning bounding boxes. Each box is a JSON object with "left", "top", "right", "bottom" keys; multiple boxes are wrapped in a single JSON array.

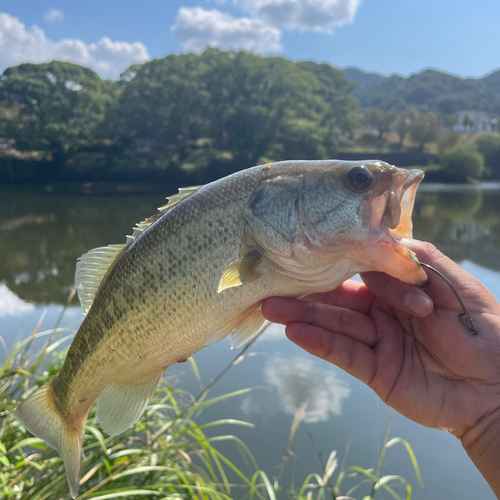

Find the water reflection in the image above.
[
  {"left": 412, "top": 188, "right": 500, "bottom": 271},
  {"left": 0, "top": 283, "right": 34, "bottom": 317},
  {"left": 0, "top": 192, "right": 165, "bottom": 304},
  {"left": 0, "top": 186, "right": 499, "bottom": 307},
  {"left": 241, "top": 354, "right": 351, "bottom": 423}
]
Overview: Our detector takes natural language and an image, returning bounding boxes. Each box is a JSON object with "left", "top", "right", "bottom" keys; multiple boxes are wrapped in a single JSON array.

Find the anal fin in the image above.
[{"left": 96, "top": 374, "right": 161, "bottom": 436}]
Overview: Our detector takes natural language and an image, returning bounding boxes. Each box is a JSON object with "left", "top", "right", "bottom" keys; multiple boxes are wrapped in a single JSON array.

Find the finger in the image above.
[
  {"left": 360, "top": 271, "right": 434, "bottom": 317},
  {"left": 300, "top": 280, "right": 376, "bottom": 314},
  {"left": 261, "top": 297, "right": 377, "bottom": 345},
  {"left": 286, "top": 323, "right": 376, "bottom": 385}
]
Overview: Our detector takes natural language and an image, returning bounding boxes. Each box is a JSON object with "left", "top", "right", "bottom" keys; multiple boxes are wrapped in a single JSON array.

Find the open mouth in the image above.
[
  {"left": 385, "top": 169, "right": 425, "bottom": 239},
  {"left": 362, "top": 168, "right": 428, "bottom": 286}
]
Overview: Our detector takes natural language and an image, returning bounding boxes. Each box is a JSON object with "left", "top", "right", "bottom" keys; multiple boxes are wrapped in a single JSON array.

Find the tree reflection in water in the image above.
[{"left": 0, "top": 186, "right": 499, "bottom": 306}]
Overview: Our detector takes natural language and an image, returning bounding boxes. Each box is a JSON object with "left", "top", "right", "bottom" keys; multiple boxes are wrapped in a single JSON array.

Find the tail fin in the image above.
[{"left": 14, "top": 383, "right": 86, "bottom": 499}]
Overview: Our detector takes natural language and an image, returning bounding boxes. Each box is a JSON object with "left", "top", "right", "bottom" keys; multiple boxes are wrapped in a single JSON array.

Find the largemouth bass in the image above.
[{"left": 15, "top": 160, "right": 427, "bottom": 497}]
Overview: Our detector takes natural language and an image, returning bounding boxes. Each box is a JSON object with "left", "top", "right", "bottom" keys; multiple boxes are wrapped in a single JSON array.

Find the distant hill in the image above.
[
  {"left": 343, "top": 68, "right": 500, "bottom": 116},
  {"left": 343, "top": 67, "right": 387, "bottom": 90},
  {"left": 482, "top": 69, "right": 500, "bottom": 93}
]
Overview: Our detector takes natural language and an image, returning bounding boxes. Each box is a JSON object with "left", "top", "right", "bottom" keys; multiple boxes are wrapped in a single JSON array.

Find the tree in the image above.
[
  {"left": 0, "top": 51, "right": 362, "bottom": 183},
  {"left": 112, "top": 53, "right": 209, "bottom": 159},
  {"left": 0, "top": 61, "right": 114, "bottom": 170},
  {"left": 364, "top": 107, "right": 397, "bottom": 140},
  {"left": 475, "top": 133, "right": 500, "bottom": 178},
  {"left": 408, "top": 112, "right": 441, "bottom": 153},
  {"left": 462, "top": 114, "right": 474, "bottom": 131},
  {"left": 201, "top": 50, "right": 324, "bottom": 165},
  {"left": 439, "top": 143, "right": 484, "bottom": 181},
  {"left": 296, "top": 61, "right": 359, "bottom": 143},
  {"left": 115, "top": 49, "right": 360, "bottom": 167},
  {"left": 444, "top": 114, "right": 459, "bottom": 129},
  {"left": 395, "top": 111, "right": 411, "bottom": 148}
]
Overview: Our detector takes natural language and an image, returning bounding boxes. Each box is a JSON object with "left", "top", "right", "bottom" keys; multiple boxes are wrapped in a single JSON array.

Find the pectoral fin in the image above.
[{"left": 218, "top": 252, "right": 260, "bottom": 293}]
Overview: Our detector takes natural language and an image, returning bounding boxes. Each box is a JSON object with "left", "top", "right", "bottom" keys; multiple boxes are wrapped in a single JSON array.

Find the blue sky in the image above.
[{"left": 1, "top": 0, "right": 499, "bottom": 79}]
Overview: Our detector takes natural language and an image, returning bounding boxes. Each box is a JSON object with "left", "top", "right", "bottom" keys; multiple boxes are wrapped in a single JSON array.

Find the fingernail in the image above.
[{"left": 404, "top": 292, "right": 434, "bottom": 317}]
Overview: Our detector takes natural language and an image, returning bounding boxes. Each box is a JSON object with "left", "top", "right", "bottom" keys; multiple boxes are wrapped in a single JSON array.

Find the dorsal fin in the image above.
[
  {"left": 126, "top": 185, "right": 203, "bottom": 244},
  {"left": 76, "top": 185, "right": 203, "bottom": 313},
  {"left": 76, "top": 244, "right": 125, "bottom": 314}
]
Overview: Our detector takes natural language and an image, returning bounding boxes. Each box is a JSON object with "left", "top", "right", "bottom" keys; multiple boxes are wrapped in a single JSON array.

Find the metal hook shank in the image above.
[{"left": 419, "top": 262, "right": 479, "bottom": 336}]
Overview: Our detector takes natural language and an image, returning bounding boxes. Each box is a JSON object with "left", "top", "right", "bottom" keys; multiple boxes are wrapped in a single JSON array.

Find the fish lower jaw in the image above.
[{"left": 362, "top": 237, "right": 428, "bottom": 286}]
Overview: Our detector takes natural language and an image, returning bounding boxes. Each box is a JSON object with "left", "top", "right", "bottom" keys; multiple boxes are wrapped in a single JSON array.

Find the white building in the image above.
[{"left": 454, "top": 110, "right": 497, "bottom": 134}]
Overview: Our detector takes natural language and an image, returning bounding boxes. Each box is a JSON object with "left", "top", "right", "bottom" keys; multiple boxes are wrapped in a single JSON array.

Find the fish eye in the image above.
[{"left": 347, "top": 165, "right": 372, "bottom": 191}]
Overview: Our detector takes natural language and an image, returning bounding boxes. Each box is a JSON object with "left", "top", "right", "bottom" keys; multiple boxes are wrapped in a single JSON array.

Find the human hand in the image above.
[{"left": 261, "top": 240, "right": 500, "bottom": 443}]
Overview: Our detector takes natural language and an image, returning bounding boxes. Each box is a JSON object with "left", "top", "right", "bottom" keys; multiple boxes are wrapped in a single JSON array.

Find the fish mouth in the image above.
[
  {"left": 367, "top": 168, "right": 428, "bottom": 286},
  {"left": 384, "top": 169, "right": 425, "bottom": 238}
]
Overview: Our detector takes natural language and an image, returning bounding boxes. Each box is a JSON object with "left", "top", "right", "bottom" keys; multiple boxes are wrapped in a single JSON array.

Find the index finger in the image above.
[{"left": 301, "top": 279, "right": 376, "bottom": 315}]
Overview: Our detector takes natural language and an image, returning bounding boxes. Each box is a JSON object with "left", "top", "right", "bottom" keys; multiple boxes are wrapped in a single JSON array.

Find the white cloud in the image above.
[
  {"left": 0, "top": 283, "right": 34, "bottom": 317},
  {"left": 44, "top": 8, "right": 64, "bottom": 23},
  {"left": 0, "top": 12, "right": 150, "bottom": 78},
  {"left": 264, "top": 355, "right": 351, "bottom": 422},
  {"left": 237, "top": 0, "right": 362, "bottom": 32},
  {"left": 171, "top": 7, "right": 282, "bottom": 53}
]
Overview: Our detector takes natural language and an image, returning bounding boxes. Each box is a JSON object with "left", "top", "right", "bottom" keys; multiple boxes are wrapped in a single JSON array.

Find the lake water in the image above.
[{"left": 1, "top": 184, "right": 499, "bottom": 499}]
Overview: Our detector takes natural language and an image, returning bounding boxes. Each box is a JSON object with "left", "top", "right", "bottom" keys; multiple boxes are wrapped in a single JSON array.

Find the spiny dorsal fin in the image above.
[
  {"left": 76, "top": 185, "right": 203, "bottom": 313},
  {"left": 126, "top": 185, "right": 203, "bottom": 245}
]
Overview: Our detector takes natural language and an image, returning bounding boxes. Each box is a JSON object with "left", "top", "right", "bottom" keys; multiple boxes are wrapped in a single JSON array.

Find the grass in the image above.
[{"left": 1, "top": 311, "right": 425, "bottom": 500}]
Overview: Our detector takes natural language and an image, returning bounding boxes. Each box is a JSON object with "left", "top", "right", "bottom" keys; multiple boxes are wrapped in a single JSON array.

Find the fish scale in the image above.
[{"left": 14, "top": 159, "right": 427, "bottom": 498}]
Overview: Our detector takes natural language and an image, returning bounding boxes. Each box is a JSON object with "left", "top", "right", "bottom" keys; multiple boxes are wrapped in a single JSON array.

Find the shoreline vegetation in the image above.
[
  {"left": 0, "top": 49, "right": 499, "bottom": 187},
  {"left": 0, "top": 310, "right": 425, "bottom": 500}
]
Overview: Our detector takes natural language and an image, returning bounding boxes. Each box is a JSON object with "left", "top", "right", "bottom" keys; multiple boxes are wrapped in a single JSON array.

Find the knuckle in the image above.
[
  {"left": 421, "top": 241, "right": 439, "bottom": 256},
  {"left": 344, "top": 340, "right": 357, "bottom": 372},
  {"left": 304, "top": 301, "right": 315, "bottom": 324},
  {"left": 338, "top": 307, "right": 352, "bottom": 335}
]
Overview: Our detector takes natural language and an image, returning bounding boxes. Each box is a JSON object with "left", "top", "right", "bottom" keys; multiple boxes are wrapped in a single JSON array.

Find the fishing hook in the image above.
[{"left": 409, "top": 250, "right": 479, "bottom": 336}]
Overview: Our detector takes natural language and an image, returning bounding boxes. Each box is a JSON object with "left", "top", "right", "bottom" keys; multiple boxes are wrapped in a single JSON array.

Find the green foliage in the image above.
[
  {"left": 363, "top": 108, "right": 397, "bottom": 140},
  {"left": 408, "top": 113, "right": 441, "bottom": 153},
  {"left": 0, "top": 62, "right": 114, "bottom": 153},
  {"left": 1, "top": 314, "right": 425, "bottom": 500},
  {"left": 395, "top": 111, "right": 412, "bottom": 148},
  {"left": 0, "top": 51, "right": 361, "bottom": 184},
  {"left": 439, "top": 143, "right": 485, "bottom": 181},
  {"left": 474, "top": 133, "right": 500, "bottom": 178}
]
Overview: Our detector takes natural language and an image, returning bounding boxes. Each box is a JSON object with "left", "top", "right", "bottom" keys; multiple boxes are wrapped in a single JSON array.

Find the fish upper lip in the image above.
[
  {"left": 383, "top": 169, "right": 424, "bottom": 233},
  {"left": 402, "top": 169, "right": 425, "bottom": 191}
]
